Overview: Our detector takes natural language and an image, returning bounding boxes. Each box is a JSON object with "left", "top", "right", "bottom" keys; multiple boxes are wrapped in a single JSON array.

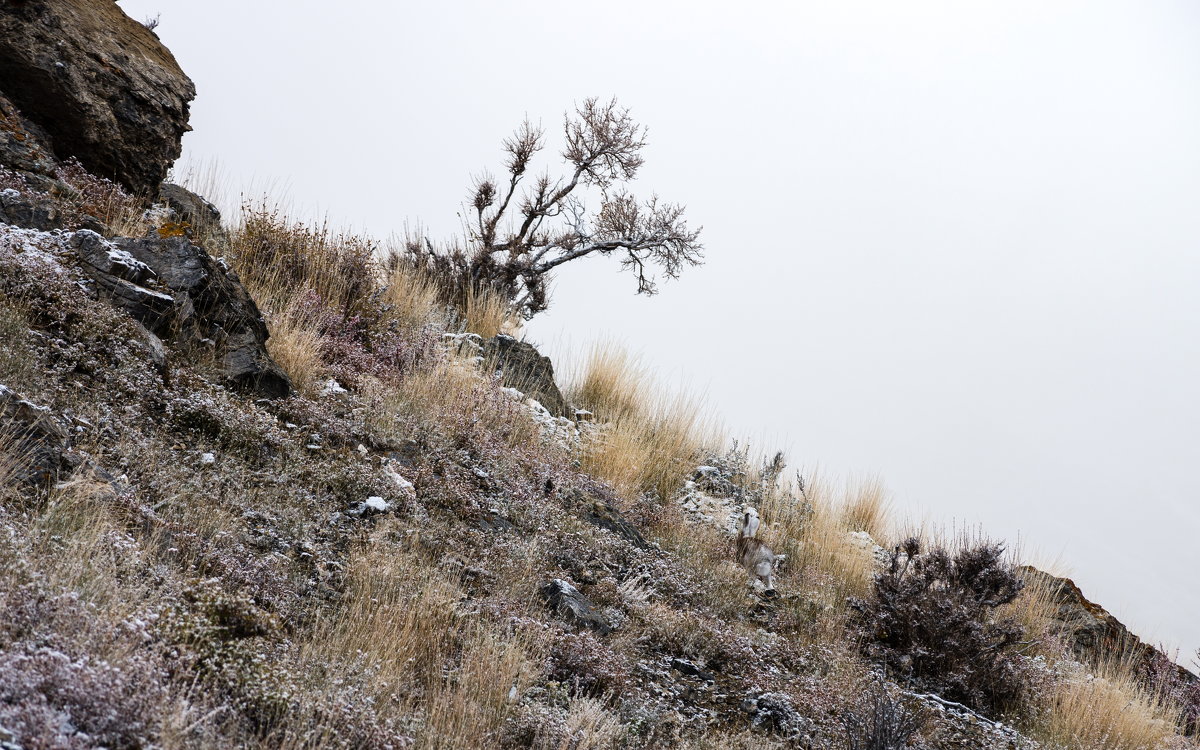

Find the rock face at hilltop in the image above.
[
  {"left": 0, "top": 0, "right": 195, "bottom": 194},
  {"left": 1021, "top": 566, "right": 1199, "bottom": 690}
]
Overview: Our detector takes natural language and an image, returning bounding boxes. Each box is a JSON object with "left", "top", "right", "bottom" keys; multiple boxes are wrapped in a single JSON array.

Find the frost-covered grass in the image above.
[{"left": 1, "top": 183, "right": 1198, "bottom": 749}]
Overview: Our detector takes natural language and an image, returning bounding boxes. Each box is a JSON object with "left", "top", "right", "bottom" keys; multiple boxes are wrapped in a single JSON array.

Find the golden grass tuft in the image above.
[
  {"left": 462, "top": 283, "right": 521, "bottom": 339},
  {"left": 1034, "top": 656, "right": 1185, "bottom": 750},
  {"left": 301, "top": 540, "right": 543, "bottom": 749},
  {"left": 836, "top": 474, "right": 891, "bottom": 542},
  {"left": 567, "top": 342, "right": 718, "bottom": 504}
]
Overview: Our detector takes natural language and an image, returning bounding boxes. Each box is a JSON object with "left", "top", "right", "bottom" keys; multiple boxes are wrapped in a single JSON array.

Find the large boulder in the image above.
[
  {"left": 69, "top": 230, "right": 290, "bottom": 398},
  {"left": 482, "top": 334, "right": 569, "bottom": 417},
  {"left": 0, "top": 0, "right": 195, "bottom": 194}
]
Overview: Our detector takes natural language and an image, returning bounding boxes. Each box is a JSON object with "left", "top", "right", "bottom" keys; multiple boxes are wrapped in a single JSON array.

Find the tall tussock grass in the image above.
[{"left": 567, "top": 341, "right": 718, "bottom": 505}]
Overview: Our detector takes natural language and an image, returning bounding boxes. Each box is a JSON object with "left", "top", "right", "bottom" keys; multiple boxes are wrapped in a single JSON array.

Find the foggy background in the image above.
[{"left": 116, "top": 0, "right": 1200, "bottom": 662}]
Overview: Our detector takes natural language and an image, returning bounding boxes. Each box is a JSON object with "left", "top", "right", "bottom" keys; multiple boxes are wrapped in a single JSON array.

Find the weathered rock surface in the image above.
[
  {"left": 0, "top": 91, "right": 57, "bottom": 179},
  {"left": 1021, "top": 566, "right": 1199, "bottom": 687},
  {"left": 69, "top": 230, "right": 290, "bottom": 398},
  {"left": 577, "top": 489, "right": 651, "bottom": 549},
  {"left": 0, "top": 384, "right": 69, "bottom": 486},
  {"left": 116, "top": 234, "right": 290, "bottom": 398},
  {"left": 0, "top": 0, "right": 195, "bottom": 194},
  {"left": 0, "top": 185, "right": 68, "bottom": 231},
  {"left": 70, "top": 230, "right": 175, "bottom": 329},
  {"left": 159, "top": 182, "right": 228, "bottom": 245},
  {"left": 483, "top": 334, "right": 569, "bottom": 417},
  {"left": 541, "top": 579, "right": 611, "bottom": 633}
]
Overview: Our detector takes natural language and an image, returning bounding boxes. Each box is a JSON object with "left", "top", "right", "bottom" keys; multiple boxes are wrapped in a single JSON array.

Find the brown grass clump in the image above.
[
  {"left": 836, "top": 475, "right": 891, "bottom": 542},
  {"left": 1034, "top": 656, "right": 1185, "bottom": 750},
  {"left": 301, "top": 542, "right": 543, "bottom": 749},
  {"left": 567, "top": 342, "right": 717, "bottom": 504},
  {"left": 462, "top": 283, "right": 521, "bottom": 339}
]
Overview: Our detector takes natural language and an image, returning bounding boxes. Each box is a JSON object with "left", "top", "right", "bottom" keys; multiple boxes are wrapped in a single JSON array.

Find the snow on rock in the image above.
[
  {"left": 847, "top": 530, "right": 891, "bottom": 569},
  {"left": 676, "top": 464, "right": 745, "bottom": 535},
  {"left": 350, "top": 496, "right": 392, "bottom": 516},
  {"left": 318, "top": 379, "right": 347, "bottom": 397},
  {"left": 382, "top": 460, "right": 416, "bottom": 497}
]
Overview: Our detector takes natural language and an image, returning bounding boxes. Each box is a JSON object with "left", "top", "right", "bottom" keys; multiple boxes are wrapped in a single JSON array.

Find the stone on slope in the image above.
[
  {"left": 0, "top": 0, "right": 195, "bottom": 194},
  {"left": 0, "top": 384, "right": 70, "bottom": 486},
  {"left": 114, "top": 234, "right": 290, "bottom": 398},
  {"left": 482, "top": 334, "right": 570, "bottom": 418},
  {"left": 541, "top": 579, "right": 611, "bottom": 634}
]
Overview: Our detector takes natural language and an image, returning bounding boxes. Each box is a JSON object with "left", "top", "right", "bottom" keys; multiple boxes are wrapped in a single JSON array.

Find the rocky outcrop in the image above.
[
  {"left": 0, "top": 384, "right": 69, "bottom": 486},
  {"left": 69, "top": 231, "right": 290, "bottom": 398},
  {"left": 1021, "top": 566, "right": 1198, "bottom": 687},
  {"left": 541, "top": 579, "right": 611, "bottom": 633},
  {"left": 116, "top": 234, "right": 290, "bottom": 398},
  {"left": 159, "top": 183, "right": 228, "bottom": 246},
  {"left": 0, "top": 0, "right": 195, "bottom": 194},
  {"left": 482, "top": 334, "right": 569, "bottom": 417},
  {"left": 0, "top": 91, "right": 57, "bottom": 179}
]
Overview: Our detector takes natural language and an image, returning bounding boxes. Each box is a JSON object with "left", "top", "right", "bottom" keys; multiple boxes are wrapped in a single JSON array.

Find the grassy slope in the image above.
[{"left": 0, "top": 192, "right": 1195, "bottom": 750}]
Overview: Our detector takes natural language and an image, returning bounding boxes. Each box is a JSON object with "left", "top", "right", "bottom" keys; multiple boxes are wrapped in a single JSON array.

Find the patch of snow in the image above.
[
  {"left": 319, "top": 379, "right": 347, "bottom": 397},
  {"left": 199, "top": 452, "right": 216, "bottom": 466},
  {"left": 0, "top": 187, "right": 20, "bottom": 199}
]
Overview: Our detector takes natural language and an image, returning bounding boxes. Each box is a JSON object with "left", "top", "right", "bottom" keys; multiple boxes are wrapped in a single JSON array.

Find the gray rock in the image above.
[
  {"left": 746, "top": 691, "right": 814, "bottom": 741},
  {"left": 159, "top": 182, "right": 228, "bottom": 245},
  {"left": 482, "top": 334, "right": 569, "bottom": 417},
  {"left": 0, "top": 384, "right": 70, "bottom": 486},
  {"left": 541, "top": 578, "right": 611, "bottom": 634},
  {"left": 0, "top": 186, "right": 65, "bottom": 231},
  {"left": 114, "top": 234, "right": 290, "bottom": 398},
  {"left": 0, "top": 0, "right": 195, "bottom": 194},
  {"left": 579, "top": 491, "right": 651, "bottom": 549},
  {"left": 69, "top": 230, "right": 176, "bottom": 331}
]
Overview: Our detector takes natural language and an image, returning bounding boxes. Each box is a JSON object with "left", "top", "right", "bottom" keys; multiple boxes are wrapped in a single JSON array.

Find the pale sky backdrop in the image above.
[{"left": 117, "top": 0, "right": 1200, "bottom": 663}]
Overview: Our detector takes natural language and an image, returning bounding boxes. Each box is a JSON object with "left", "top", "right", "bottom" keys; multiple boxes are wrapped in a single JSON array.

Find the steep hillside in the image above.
[{"left": 0, "top": 3, "right": 1196, "bottom": 749}]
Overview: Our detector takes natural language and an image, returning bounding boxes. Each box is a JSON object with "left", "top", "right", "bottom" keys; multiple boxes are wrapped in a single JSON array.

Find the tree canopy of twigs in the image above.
[{"left": 393, "top": 98, "right": 703, "bottom": 319}]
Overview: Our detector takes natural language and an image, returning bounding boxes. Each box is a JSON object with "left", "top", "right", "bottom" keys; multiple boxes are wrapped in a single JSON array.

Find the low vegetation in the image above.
[{"left": 0, "top": 162, "right": 1196, "bottom": 749}]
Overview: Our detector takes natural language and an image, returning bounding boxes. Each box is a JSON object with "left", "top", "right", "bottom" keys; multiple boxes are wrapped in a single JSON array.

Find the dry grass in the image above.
[
  {"left": 836, "top": 474, "right": 891, "bottom": 542},
  {"left": 462, "top": 283, "right": 521, "bottom": 339},
  {"left": 567, "top": 342, "right": 718, "bottom": 503},
  {"left": 263, "top": 303, "right": 325, "bottom": 395},
  {"left": 741, "top": 469, "right": 884, "bottom": 645},
  {"left": 381, "top": 264, "right": 443, "bottom": 331},
  {"left": 1034, "top": 656, "right": 1185, "bottom": 750},
  {"left": 301, "top": 539, "right": 542, "bottom": 749},
  {"left": 367, "top": 355, "right": 539, "bottom": 450}
]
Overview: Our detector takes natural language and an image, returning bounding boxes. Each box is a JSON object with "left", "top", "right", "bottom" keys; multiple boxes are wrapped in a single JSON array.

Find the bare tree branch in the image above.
[{"left": 402, "top": 98, "right": 703, "bottom": 318}]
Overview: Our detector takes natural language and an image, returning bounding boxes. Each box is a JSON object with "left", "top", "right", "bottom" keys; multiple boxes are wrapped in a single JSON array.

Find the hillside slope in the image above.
[{"left": 0, "top": 3, "right": 1196, "bottom": 749}]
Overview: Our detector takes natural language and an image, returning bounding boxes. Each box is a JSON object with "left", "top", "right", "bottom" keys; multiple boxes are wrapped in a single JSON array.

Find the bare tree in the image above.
[{"left": 397, "top": 98, "right": 703, "bottom": 318}]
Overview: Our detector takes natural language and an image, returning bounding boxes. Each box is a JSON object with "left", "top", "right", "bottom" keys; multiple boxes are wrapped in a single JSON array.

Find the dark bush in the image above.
[
  {"left": 842, "top": 680, "right": 925, "bottom": 750},
  {"left": 851, "top": 537, "right": 1026, "bottom": 715}
]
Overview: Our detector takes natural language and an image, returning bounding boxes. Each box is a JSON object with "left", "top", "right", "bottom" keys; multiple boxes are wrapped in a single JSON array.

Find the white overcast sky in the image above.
[{"left": 117, "top": 0, "right": 1200, "bottom": 662}]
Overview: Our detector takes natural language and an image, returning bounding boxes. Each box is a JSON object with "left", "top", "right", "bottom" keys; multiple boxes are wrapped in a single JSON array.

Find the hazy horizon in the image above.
[{"left": 118, "top": 0, "right": 1200, "bottom": 664}]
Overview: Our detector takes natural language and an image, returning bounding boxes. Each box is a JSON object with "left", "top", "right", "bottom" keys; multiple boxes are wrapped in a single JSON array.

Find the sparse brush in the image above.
[
  {"left": 841, "top": 679, "right": 925, "bottom": 750},
  {"left": 850, "top": 535, "right": 1029, "bottom": 715}
]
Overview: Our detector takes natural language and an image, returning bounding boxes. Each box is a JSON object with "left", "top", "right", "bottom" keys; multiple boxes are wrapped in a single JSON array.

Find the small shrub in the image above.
[
  {"left": 842, "top": 680, "right": 925, "bottom": 750},
  {"left": 851, "top": 537, "right": 1027, "bottom": 715}
]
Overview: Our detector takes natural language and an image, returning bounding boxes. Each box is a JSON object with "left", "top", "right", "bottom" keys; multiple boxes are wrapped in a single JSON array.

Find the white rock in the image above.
[
  {"left": 319, "top": 379, "right": 347, "bottom": 397},
  {"left": 199, "top": 452, "right": 216, "bottom": 466}
]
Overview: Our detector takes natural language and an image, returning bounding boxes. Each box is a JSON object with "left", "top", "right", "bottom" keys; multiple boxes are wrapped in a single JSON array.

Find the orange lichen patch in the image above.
[{"left": 157, "top": 221, "right": 190, "bottom": 238}]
